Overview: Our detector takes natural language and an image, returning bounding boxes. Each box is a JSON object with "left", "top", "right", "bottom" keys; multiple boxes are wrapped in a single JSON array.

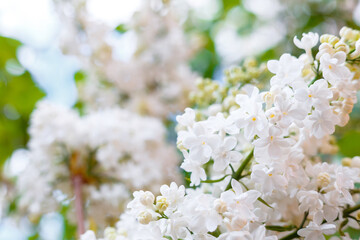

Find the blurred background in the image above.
[{"left": 0, "top": 0, "right": 360, "bottom": 239}]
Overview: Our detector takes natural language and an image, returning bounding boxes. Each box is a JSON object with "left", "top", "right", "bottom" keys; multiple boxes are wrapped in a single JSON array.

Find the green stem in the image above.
[
  {"left": 279, "top": 211, "right": 309, "bottom": 240},
  {"left": 201, "top": 174, "right": 231, "bottom": 183},
  {"left": 308, "top": 61, "right": 321, "bottom": 87},
  {"left": 343, "top": 203, "right": 360, "bottom": 217},
  {"left": 225, "top": 148, "right": 254, "bottom": 191},
  {"left": 266, "top": 225, "right": 296, "bottom": 232}
]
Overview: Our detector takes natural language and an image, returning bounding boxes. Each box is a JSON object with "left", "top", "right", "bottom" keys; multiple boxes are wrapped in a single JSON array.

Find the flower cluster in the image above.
[
  {"left": 10, "top": 101, "right": 180, "bottom": 227},
  {"left": 57, "top": 0, "right": 197, "bottom": 119},
  {"left": 83, "top": 27, "right": 360, "bottom": 239}
]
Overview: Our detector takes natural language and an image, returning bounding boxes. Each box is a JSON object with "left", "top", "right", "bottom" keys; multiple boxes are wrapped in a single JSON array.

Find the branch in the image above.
[{"left": 72, "top": 175, "right": 85, "bottom": 236}]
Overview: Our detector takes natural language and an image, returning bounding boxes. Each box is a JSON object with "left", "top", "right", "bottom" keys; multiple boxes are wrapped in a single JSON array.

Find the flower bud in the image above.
[
  {"left": 104, "top": 227, "right": 118, "bottom": 240},
  {"left": 356, "top": 210, "right": 360, "bottom": 220},
  {"left": 317, "top": 172, "right": 331, "bottom": 188},
  {"left": 138, "top": 210, "right": 153, "bottom": 225},
  {"left": 231, "top": 216, "right": 247, "bottom": 230},
  {"left": 214, "top": 199, "right": 227, "bottom": 213},
  {"left": 342, "top": 157, "right": 352, "bottom": 167},
  {"left": 155, "top": 196, "right": 169, "bottom": 212},
  {"left": 140, "top": 191, "right": 155, "bottom": 207},
  {"left": 351, "top": 157, "right": 360, "bottom": 168}
]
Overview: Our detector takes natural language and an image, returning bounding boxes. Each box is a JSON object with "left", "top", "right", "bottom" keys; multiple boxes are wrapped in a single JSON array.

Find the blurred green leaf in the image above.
[
  {"left": 60, "top": 204, "right": 77, "bottom": 240},
  {"left": 115, "top": 24, "right": 128, "bottom": 34},
  {"left": 338, "top": 131, "right": 360, "bottom": 157},
  {"left": 221, "top": 0, "right": 240, "bottom": 15},
  {"left": 74, "top": 70, "right": 87, "bottom": 83},
  {"left": 28, "top": 233, "right": 40, "bottom": 240},
  {"left": 0, "top": 36, "right": 45, "bottom": 166}
]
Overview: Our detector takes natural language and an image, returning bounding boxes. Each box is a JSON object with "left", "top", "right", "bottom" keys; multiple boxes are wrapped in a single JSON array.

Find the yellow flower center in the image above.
[
  {"left": 268, "top": 173, "right": 273, "bottom": 176},
  {"left": 269, "top": 114, "right": 275, "bottom": 118},
  {"left": 308, "top": 94, "right": 312, "bottom": 98},
  {"left": 252, "top": 117, "right": 257, "bottom": 121},
  {"left": 329, "top": 65, "right": 332, "bottom": 70}
]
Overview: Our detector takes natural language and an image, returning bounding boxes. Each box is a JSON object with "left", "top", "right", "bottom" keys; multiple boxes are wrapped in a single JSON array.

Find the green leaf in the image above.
[
  {"left": 60, "top": 204, "right": 77, "bottom": 240},
  {"left": 115, "top": 24, "right": 128, "bottom": 33},
  {"left": 74, "top": 70, "right": 87, "bottom": 83},
  {"left": 221, "top": 0, "right": 241, "bottom": 14},
  {"left": 0, "top": 36, "right": 45, "bottom": 166},
  {"left": 338, "top": 131, "right": 360, "bottom": 157}
]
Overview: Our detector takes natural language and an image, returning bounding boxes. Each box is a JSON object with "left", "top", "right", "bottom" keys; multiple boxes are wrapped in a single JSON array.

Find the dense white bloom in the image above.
[
  {"left": 12, "top": 101, "right": 180, "bottom": 227},
  {"left": 80, "top": 231, "right": 97, "bottom": 240},
  {"left": 85, "top": 28, "right": 360, "bottom": 239},
  {"left": 56, "top": 0, "right": 197, "bottom": 119}
]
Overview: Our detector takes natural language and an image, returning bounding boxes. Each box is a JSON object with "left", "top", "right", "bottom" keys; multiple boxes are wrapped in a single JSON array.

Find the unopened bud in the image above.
[
  {"left": 104, "top": 227, "right": 117, "bottom": 240},
  {"left": 140, "top": 191, "right": 155, "bottom": 207},
  {"left": 138, "top": 210, "right": 153, "bottom": 225},
  {"left": 342, "top": 157, "right": 352, "bottom": 167},
  {"left": 317, "top": 172, "right": 331, "bottom": 188},
  {"left": 155, "top": 196, "right": 169, "bottom": 212},
  {"left": 351, "top": 157, "right": 360, "bottom": 168},
  {"left": 231, "top": 216, "right": 247, "bottom": 230},
  {"left": 214, "top": 199, "right": 227, "bottom": 213}
]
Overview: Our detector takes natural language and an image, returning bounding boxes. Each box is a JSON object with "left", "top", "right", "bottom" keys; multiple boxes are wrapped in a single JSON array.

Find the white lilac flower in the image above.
[
  {"left": 80, "top": 231, "right": 97, "bottom": 240},
  {"left": 182, "top": 123, "right": 221, "bottom": 160},
  {"left": 251, "top": 165, "right": 287, "bottom": 195},
  {"left": 267, "top": 53, "right": 304, "bottom": 88},
  {"left": 319, "top": 52, "right": 351, "bottom": 85},
  {"left": 295, "top": 79, "right": 333, "bottom": 110},
  {"left": 297, "top": 213, "right": 336, "bottom": 240},
  {"left": 308, "top": 109, "right": 339, "bottom": 138},
  {"left": 13, "top": 101, "right": 180, "bottom": 228},
  {"left": 253, "top": 126, "right": 294, "bottom": 159},
  {"left": 294, "top": 32, "right": 319, "bottom": 60},
  {"left": 180, "top": 150, "right": 207, "bottom": 186},
  {"left": 212, "top": 136, "right": 243, "bottom": 171},
  {"left": 76, "top": 28, "right": 360, "bottom": 239},
  {"left": 232, "top": 87, "right": 267, "bottom": 140}
]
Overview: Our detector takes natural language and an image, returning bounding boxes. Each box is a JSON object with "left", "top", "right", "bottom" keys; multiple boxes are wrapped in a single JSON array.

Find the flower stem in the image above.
[
  {"left": 343, "top": 203, "right": 360, "bottom": 217},
  {"left": 225, "top": 148, "right": 254, "bottom": 191},
  {"left": 279, "top": 211, "right": 309, "bottom": 240},
  {"left": 73, "top": 175, "right": 85, "bottom": 236}
]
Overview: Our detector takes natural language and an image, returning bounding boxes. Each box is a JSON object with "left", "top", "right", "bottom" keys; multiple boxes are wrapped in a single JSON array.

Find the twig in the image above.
[
  {"left": 72, "top": 175, "right": 85, "bottom": 236},
  {"left": 225, "top": 148, "right": 254, "bottom": 191}
]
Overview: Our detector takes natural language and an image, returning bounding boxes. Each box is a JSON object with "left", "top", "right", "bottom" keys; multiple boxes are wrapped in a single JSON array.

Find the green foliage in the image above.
[
  {"left": 0, "top": 36, "right": 44, "bottom": 167},
  {"left": 115, "top": 24, "right": 128, "bottom": 34},
  {"left": 221, "top": 0, "right": 241, "bottom": 16},
  {"left": 28, "top": 232, "right": 40, "bottom": 240},
  {"left": 60, "top": 205, "right": 77, "bottom": 240},
  {"left": 338, "top": 130, "right": 360, "bottom": 157}
]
